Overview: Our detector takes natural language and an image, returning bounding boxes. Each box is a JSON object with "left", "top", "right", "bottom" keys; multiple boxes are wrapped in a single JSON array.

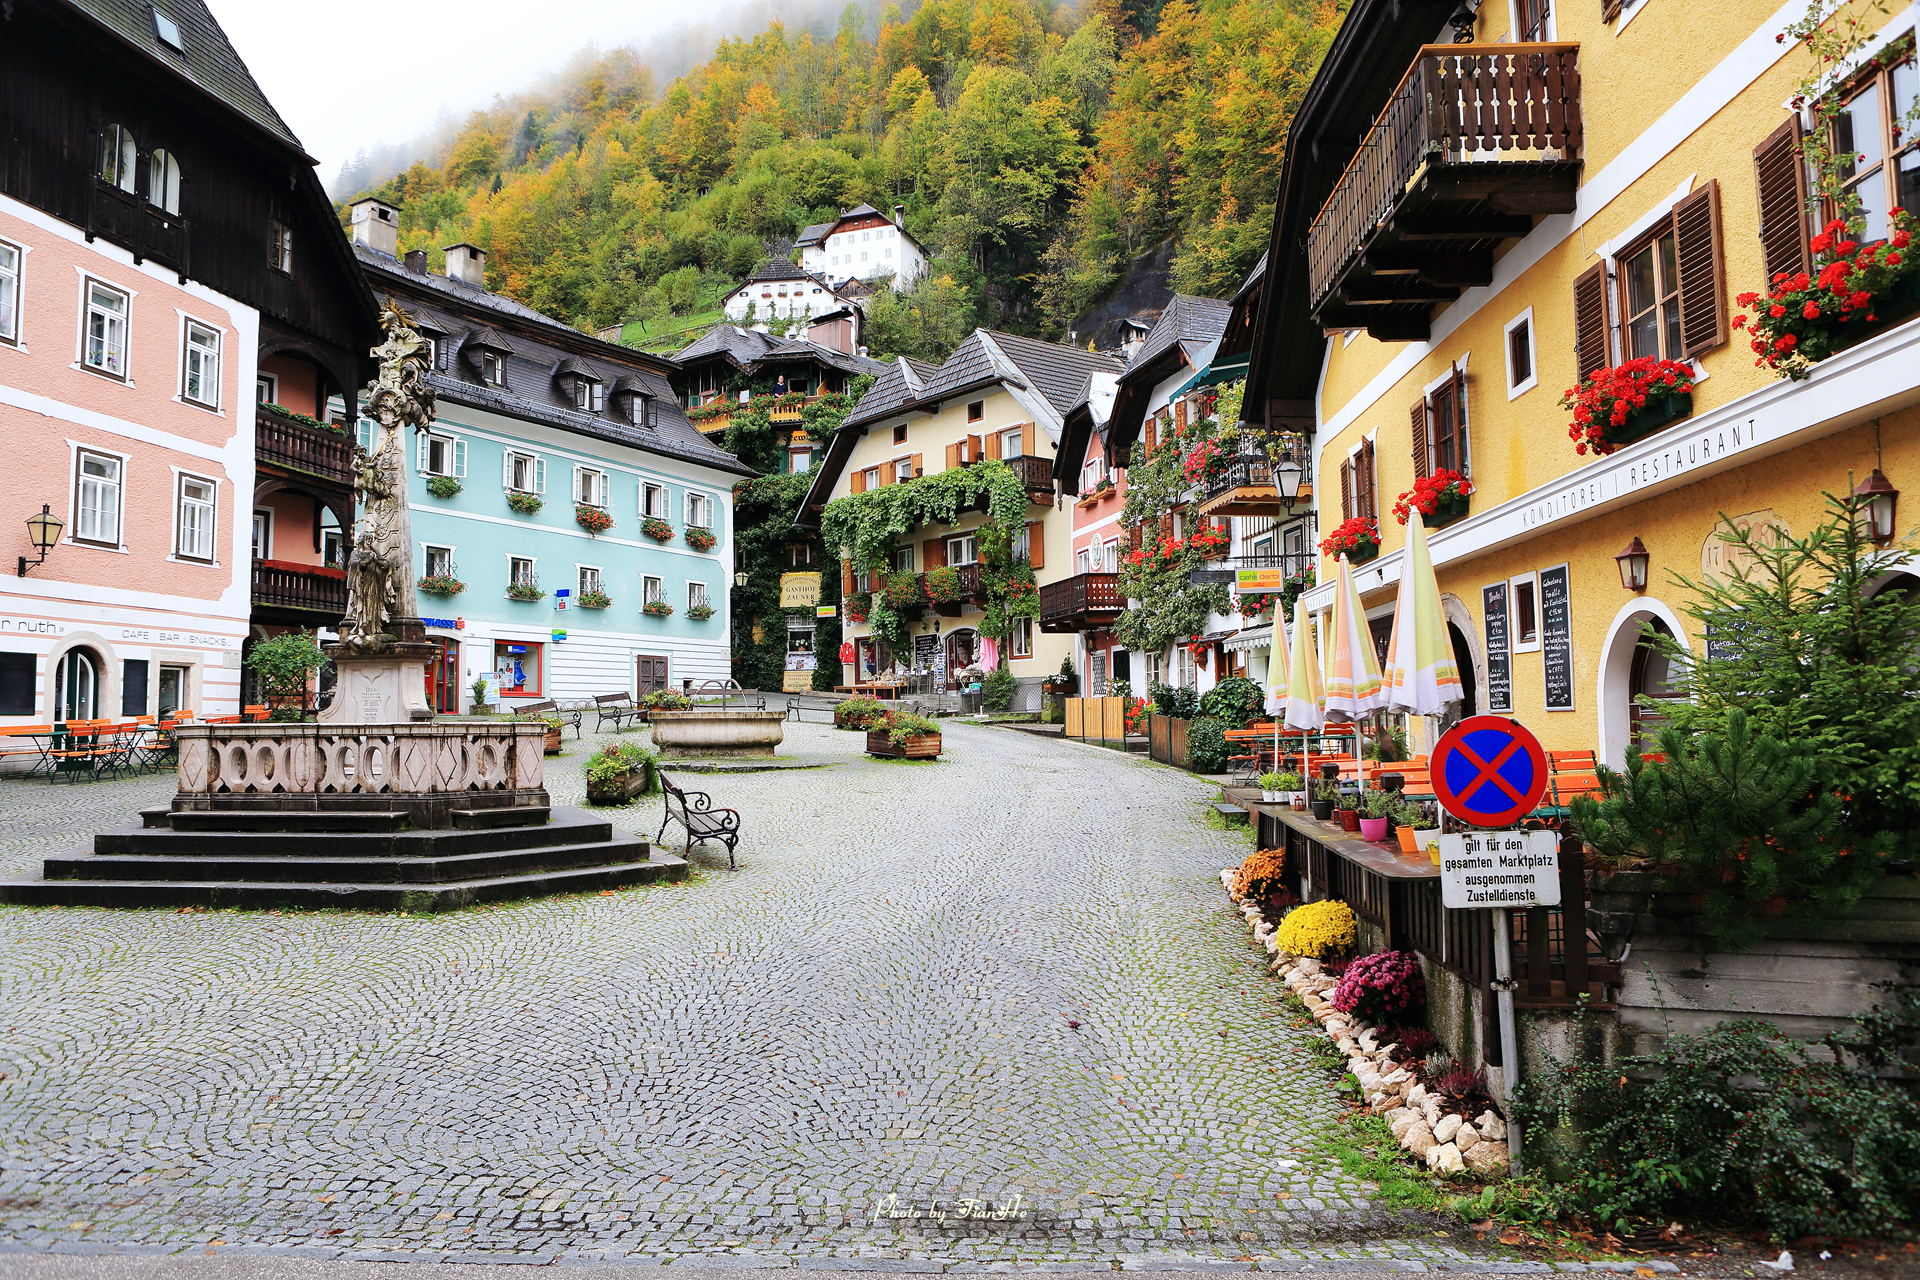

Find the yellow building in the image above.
[
  {"left": 795, "top": 331, "right": 1121, "bottom": 702},
  {"left": 1243, "top": 0, "right": 1919, "bottom": 765}
]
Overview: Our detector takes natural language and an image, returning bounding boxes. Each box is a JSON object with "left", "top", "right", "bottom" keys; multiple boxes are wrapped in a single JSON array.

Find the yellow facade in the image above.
[{"left": 1302, "top": 0, "right": 1920, "bottom": 763}]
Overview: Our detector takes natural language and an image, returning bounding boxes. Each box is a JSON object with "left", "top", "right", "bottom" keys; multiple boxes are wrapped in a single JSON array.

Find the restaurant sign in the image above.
[
  {"left": 1233, "top": 567, "right": 1288, "bottom": 592},
  {"left": 780, "top": 572, "right": 822, "bottom": 609}
]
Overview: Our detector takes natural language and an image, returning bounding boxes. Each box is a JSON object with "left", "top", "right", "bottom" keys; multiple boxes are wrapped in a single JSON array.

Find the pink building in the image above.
[{"left": 0, "top": 0, "right": 376, "bottom": 729}]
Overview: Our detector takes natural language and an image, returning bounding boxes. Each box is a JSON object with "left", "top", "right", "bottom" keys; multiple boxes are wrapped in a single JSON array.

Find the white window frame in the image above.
[
  {"left": 252, "top": 508, "right": 272, "bottom": 560},
  {"left": 509, "top": 555, "right": 538, "bottom": 587},
  {"left": 1504, "top": 307, "right": 1538, "bottom": 400},
  {"left": 71, "top": 446, "right": 126, "bottom": 548},
  {"left": 269, "top": 218, "right": 293, "bottom": 274},
  {"left": 419, "top": 432, "right": 466, "bottom": 478},
  {"left": 148, "top": 148, "right": 181, "bottom": 215},
  {"left": 1509, "top": 571, "right": 1543, "bottom": 653},
  {"left": 1076, "top": 547, "right": 1091, "bottom": 574},
  {"left": 892, "top": 545, "right": 915, "bottom": 574},
  {"left": 788, "top": 446, "right": 812, "bottom": 473},
  {"left": 688, "top": 580, "right": 708, "bottom": 612},
  {"left": 1101, "top": 538, "right": 1120, "bottom": 573},
  {"left": 642, "top": 482, "right": 669, "bottom": 518},
  {"left": 424, "top": 544, "right": 456, "bottom": 578},
  {"left": 863, "top": 466, "right": 880, "bottom": 490},
  {"left": 172, "top": 471, "right": 217, "bottom": 563},
  {"left": 1011, "top": 525, "right": 1031, "bottom": 561},
  {"left": 504, "top": 450, "right": 544, "bottom": 493},
  {"left": 80, "top": 277, "right": 131, "bottom": 381},
  {"left": 686, "top": 491, "right": 712, "bottom": 528},
  {"left": 181, "top": 316, "right": 221, "bottom": 409},
  {"left": 1011, "top": 616, "right": 1033, "bottom": 658},
  {"left": 947, "top": 533, "right": 978, "bottom": 566},
  {"left": 1000, "top": 426, "right": 1024, "bottom": 459},
  {"left": 0, "top": 237, "right": 22, "bottom": 348},
  {"left": 578, "top": 564, "right": 603, "bottom": 597},
  {"left": 644, "top": 575, "right": 665, "bottom": 605},
  {"left": 892, "top": 457, "right": 914, "bottom": 483},
  {"left": 256, "top": 372, "right": 277, "bottom": 404},
  {"left": 574, "top": 465, "right": 609, "bottom": 508},
  {"left": 481, "top": 351, "right": 505, "bottom": 387}
]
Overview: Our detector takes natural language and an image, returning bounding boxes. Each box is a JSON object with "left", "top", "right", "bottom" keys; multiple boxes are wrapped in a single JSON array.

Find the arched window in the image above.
[
  {"left": 1628, "top": 617, "right": 1681, "bottom": 750},
  {"left": 55, "top": 649, "right": 98, "bottom": 722},
  {"left": 148, "top": 148, "right": 181, "bottom": 214},
  {"left": 100, "top": 124, "right": 136, "bottom": 193}
]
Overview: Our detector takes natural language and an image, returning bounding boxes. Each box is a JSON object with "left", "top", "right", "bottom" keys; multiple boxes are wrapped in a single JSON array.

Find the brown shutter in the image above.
[
  {"left": 1159, "top": 512, "right": 1174, "bottom": 541},
  {"left": 944, "top": 442, "right": 959, "bottom": 470},
  {"left": 1573, "top": 260, "right": 1611, "bottom": 382},
  {"left": 909, "top": 452, "right": 922, "bottom": 477},
  {"left": 1022, "top": 422, "right": 1036, "bottom": 458},
  {"left": 852, "top": 467, "right": 867, "bottom": 494},
  {"left": 1340, "top": 458, "right": 1353, "bottom": 520},
  {"left": 967, "top": 433, "right": 982, "bottom": 462},
  {"left": 1755, "top": 118, "right": 1811, "bottom": 286},
  {"left": 1026, "top": 520, "right": 1045, "bottom": 569},
  {"left": 1674, "top": 180, "right": 1728, "bottom": 357},
  {"left": 1451, "top": 362, "right": 1470, "bottom": 475},
  {"left": 924, "top": 537, "right": 945, "bottom": 569},
  {"left": 1602, "top": 0, "right": 1622, "bottom": 21},
  {"left": 1359, "top": 438, "right": 1377, "bottom": 521},
  {"left": 1145, "top": 417, "right": 1157, "bottom": 453},
  {"left": 1175, "top": 400, "right": 1187, "bottom": 431},
  {"left": 842, "top": 563, "right": 855, "bottom": 595},
  {"left": 985, "top": 430, "right": 1002, "bottom": 460},
  {"left": 878, "top": 462, "right": 894, "bottom": 488},
  {"left": 1410, "top": 398, "right": 1430, "bottom": 479}
]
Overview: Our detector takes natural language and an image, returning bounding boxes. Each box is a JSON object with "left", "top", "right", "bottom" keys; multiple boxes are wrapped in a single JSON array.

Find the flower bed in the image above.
[
  {"left": 684, "top": 526, "right": 717, "bottom": 553},
  {"left": 866, "top": 709, "right": 942, "bottom": 758},
  {"left": 1735, "top": 218, "right": 1915, "bottom": 380},
  {"left": 1392, "top": 470, "right": 1473, "bottom": 528},
  {"left": 584, "top": 740, "right": 657, "bottom": 805},
  {"left": 1319, "top": 516, "right": 1380, "bottom": 564},
  {"left": 576, "top": 505, "right": 614, "bottom": 535},
  {"left": 641, "top": 517, "right": 675, "bottom": 542},
  {"left": 1560, "top": 357, "right": 1697, "bottom": 456},
  {"left": 417, "top": 573, "right": 465, "bottom": 597},
  {"left": 834, "top": 695, "right": 887, "bottom": 730}
]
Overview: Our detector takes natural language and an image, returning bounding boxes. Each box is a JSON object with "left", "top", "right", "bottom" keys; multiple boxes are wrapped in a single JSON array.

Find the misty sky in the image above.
[{"left": 205, "top": 1, "right": 694, "bottom": 180}]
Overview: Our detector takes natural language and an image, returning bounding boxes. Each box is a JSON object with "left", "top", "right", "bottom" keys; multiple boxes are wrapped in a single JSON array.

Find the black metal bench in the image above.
[
  {"left": 594, "top": 692, "right": 641, "bottom": 731},
  {"left": 657, "top": 773, "right": 741, "bottom": 869},
  {"left": 513, "top": 698, "right": 582, "bottom": 737}
]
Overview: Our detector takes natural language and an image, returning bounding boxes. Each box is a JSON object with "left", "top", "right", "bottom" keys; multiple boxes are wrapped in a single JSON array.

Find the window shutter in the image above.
[
  {"left": 1754, "top": 118, "right": 1811, "bottom": 286},
  {"left": 1026, "top": 520, "right": 1045, "bottom": 569},
  {"left": 1159, "top": 512, "right": 1174, "bottom": 541},
  {"left": 1340, "top": 458, "right": 1353, "bottom": 519},
  {"left": 967, "top": 433, "right": 983, "bottom": 462},
  {"left": 1145, "top": 417, "right": 1157, "bottom": 453},
  {"left": 1359, "top": 438, "right": 1377, "bottom": 521},
  {"left": 598, "top": 471, "right": 610, "bottom": 507},
  {"left": 843, "top": 563, "right": 855, "bottom": 595},
  {"left": 1602, "top": 0, "right": 1622, "bottom": 20},
  {"left": 1450, "top": 363, "right": 1470, "bottom": 474},
  {"left": 356, "top": 419, "right": 374, "bottom": 452},
  {"left": 453, "top": 439, "right": 467, "bottom": 478},
  {"left": 909, "top": 452, "right": 922, "bottom": 478},
  {"left": 502, "top": 449, "right": 513, "bottom": 489},
  {"left": 985, "top": 431, "right": 1002, "bottom": 460},
  {"left": 1674, "top": 179, "right": 1728, "bottom": 357},
  {"left": 416, "top": 431, "right": 429, "bottom": 472},
  {"left": 535, "top": 458, "right": 545, "bottom": 493},
  {"left": 945, "top": 442, "right": 959, "bottom": 470},
  {"left": 1174, "top": 400, "right": 1187, "bottom": 431},
  {"left": 1572, "top": 260, "right": 1611, "bottom": 383},
  {"left": 852, "top": 468, "right": 867, "bottom": 495},
  {"left": 1410, "top": 398, "right": 1430, "bottom": 479},
  {"left": 1022, "top": 423, "right": 1036, "bottom": 458},
  {"left": 878, "top": 461, "right": 894, "bottom": 487},
  {"left": 924, "top": 537, "right": 945, "bottom": 569}
]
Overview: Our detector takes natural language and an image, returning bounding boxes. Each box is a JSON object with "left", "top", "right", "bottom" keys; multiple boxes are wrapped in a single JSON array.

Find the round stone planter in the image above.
[
  {"left": 866, "top": 730, "right": 942, "bottom": 759},
  {"left": 649, "top": 709, "right": 786, "bottom": 758}
]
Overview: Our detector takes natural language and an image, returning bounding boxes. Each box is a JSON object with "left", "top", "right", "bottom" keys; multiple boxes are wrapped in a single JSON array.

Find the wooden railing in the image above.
[
  {"left": 1305, "top": 43, "right": 1582, "bottom": 309},
  {"left": 1038, "top": 572, "right": 1122, "bottom": 624},
  {"left": 1002, "top": 454, "right": 1055, "bottom": 493},
  {"left": 89, "top": 181, "right": 190, "bottom": 276},
  {"left": 251, "top": 559, "right": 347, "bottom": 615},
  {"left": 256, "top": 407, "right": 355, "bottom": 485}
]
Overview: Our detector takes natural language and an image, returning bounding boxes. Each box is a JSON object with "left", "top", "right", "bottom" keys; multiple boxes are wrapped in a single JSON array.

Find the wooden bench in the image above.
[
  {"left": 593, "top": 692, "right": 641, "bottom": 732},
  {"left": 658, "top": 773, "right": 741, "bottom": 868},
  {"left": 514, "top": 698, "right": 583, "bottom": 737}
]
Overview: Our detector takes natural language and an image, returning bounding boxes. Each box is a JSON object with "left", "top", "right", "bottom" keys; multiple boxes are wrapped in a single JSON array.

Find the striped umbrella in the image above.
[
  {"left": 1323, "top": 554, "right": 1387, "bottom": 720},
  {"left": 1283, "top": 595, "right": 1324, "bottom": 732},
  {"left": 1382, "top": 512, "right": 1463, "bottom": 715},
  {"left": 1263, "top": 607, "right": 1291, "bottom": 718}
]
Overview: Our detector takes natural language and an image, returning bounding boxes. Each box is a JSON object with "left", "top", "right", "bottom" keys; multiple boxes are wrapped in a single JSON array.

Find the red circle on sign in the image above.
[{"left": 1430, "top": 715, "right": 1550, "bottom": 828}]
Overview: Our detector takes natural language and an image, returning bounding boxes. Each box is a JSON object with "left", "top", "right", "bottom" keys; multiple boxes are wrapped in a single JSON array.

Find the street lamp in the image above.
[
  {"left": 18, "top": 504, "right": 63, "bottom": 577},
  {"left": 1852, "top": 469, "right": 1899, "bottom": 545},
  {"left": 1274, "top": 453, "right": 1304, "bottom": 515},
  {"left": 733, "top": 571, "right": 750, "bottom": 587},
  {"left": 1614, "top": 537, "right": 1650, "bottom": 591}
]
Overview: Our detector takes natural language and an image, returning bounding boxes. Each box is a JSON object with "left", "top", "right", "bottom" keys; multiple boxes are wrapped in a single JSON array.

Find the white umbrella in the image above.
[{"left": 1381, "top": 512, "right": 1463, "bottom": 715}]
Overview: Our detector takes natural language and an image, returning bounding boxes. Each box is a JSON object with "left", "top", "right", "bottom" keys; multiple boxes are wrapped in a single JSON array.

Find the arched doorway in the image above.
[
  {"left": 1447, "top": 622, "right": 1478, "bottom": 719},
  {"left": 1628, "top": 618, "right": 1682, "bottom": 751},
  {"left": 1596, "top": 599, "right": 1691, "bottom": 768},
  {"left": 54, "top": 649, "right": 99, "bottom": 721}
]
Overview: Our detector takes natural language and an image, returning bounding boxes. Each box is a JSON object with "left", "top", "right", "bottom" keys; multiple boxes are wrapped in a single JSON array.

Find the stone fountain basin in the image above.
[{"left": 649, "top": 710, "right": 786, "bottom": 757}]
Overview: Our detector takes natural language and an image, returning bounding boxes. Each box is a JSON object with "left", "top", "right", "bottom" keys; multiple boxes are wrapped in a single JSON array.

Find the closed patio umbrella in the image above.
[
  {"left": 1323, "top": 554, "right": 1387, "bottom": 721},
  {"left": 1381, "top": 512, "right": 1463, "bottom": 716},
  {"left": 1284, "top": 596, "right": 1324, "bottom": 732}
]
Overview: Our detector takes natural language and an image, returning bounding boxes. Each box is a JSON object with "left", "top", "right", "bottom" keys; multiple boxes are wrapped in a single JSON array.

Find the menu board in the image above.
[
  {"left": 1482, "top": 582, "right": 1512, "bottom": 712},
  {"left": 913, "top": 633, "right": 942, "bottom": 675},
  {"left": 1540, "top": 563, "right": 1573, "bottom": 711}
]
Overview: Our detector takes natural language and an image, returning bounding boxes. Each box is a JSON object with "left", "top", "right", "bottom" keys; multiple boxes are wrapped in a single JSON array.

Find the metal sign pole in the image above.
[{"left": 1490, "top": 907, "right": 1524, "bottom": 1175}]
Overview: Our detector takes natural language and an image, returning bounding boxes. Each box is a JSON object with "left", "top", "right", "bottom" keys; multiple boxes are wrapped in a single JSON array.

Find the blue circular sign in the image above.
[{"left": 1430, "top": 715, "right": 1549, "bottom": 828}]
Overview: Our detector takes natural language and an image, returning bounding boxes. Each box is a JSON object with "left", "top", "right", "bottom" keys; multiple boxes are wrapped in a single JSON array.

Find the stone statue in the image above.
[{"left": 340, "top": 302, "right": 434, "bottom": 652}]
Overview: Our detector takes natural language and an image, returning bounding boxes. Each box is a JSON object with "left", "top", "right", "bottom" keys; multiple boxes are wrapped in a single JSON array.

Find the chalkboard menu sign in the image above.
[
  {"left": 913, "top": 633, "right": 942, "bottom": 674},
  {"left": 1541, "top": 563, "right": 1574, "bottom": 710},
  {"left": 1482, "top": 583, "right": 1512, "bottom": 712},
  {"left": 1703, "top": 612, "right": 1747, "bottom": 663}
]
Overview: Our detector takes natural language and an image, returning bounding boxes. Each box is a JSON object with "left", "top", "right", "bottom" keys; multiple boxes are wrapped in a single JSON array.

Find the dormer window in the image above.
[
  {"left": 482, "top": 351, "right": 505, "bottom": 386},
  {"left": 571, "top": 378, "right": 604, "bottom": 412}
]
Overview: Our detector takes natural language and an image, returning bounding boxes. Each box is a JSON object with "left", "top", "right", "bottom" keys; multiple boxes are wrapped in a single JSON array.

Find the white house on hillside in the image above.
[
  {"left": 719, "top": 258, "right": 864, "bottom": 331},
  {"left": 797, "top": 204, "right": 926, "bottom": 293}
]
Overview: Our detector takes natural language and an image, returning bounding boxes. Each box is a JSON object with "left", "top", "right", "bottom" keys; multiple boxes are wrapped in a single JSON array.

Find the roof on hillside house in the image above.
[
  {"left": 747, "top": 256, "right": 815, "bottom": 283},
  {"left": 354, "top": 243, "right": 556, "bottom": 327},
  {"left": 61, "top": 0, "right": 304, "bottom": 153},
  {"left": 796, "top": 223, "right": 832, "bottom": 247},
  {"left": 793, "top": 355, "right": 935, "bottom": 527},
  {"left": 672, "top": 325, "right": 885, "bottom": 379}
]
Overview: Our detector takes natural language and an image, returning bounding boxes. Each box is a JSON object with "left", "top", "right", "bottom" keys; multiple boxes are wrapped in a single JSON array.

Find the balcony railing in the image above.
[
  {"left": 252, "top": 559, "right": 347, "bottom": 616},
  {"left": 1305, "top": 43, "right": 1582, "bottom": 339},
  {"left": 1001, "top": 454, "right": 1055, "bottom": 493},
  {"left": 256, "top": 407, "right": 356, "bottom": 486},
  {"left": 89, "top": 182, "right": 190, "bottom": 277},
  {"left": 1205, "top": 456, "right": 1272, "bottom": 500},
  {"left": 1038, "top": 572, "right": 1123, "bottom": 631}
]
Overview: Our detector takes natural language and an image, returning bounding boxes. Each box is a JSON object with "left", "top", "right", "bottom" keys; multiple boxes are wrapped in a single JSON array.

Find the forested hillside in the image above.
[{"left": 340, "top": 0, "right": 1343, "bottom": 359}]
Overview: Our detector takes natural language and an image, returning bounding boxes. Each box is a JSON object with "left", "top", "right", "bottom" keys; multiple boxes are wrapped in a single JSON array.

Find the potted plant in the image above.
[
  {"left": 1392, "top": 470, "right": 1474, "bottom": 530},
  {"left": 506, "top": 581, "right": 545, "bottom": 602},
  {"left": 925, "top": 565, "right": 965, "bottom": 605},
  {"left": 866, "top": 709, "right": 942, "bottom": 759},
  {"left": 643, "top": 599, "right": 674, "bottom": 617},
  {"left": 640, "top": 689, "right": 692, "bottom": 720},
  {"left": 1560, "top": 356, "right": 1697, "bottom": 456},
  {"left": 1275, "top": 771, "right": 1303, "bottom": 805},
  {"left": 1358, "top": 788, "right": 1395, "bottom": 843},
  {"left": 1259, "top": 771, "right": 1285, "bottom": 804},
  {"left": 1393, "top": 798, "right": 1427, "bottom": 853},
  {"left": 470, "top": 676, "right": 491, "bottom": 714},
  {"left": 1319, "top": 516, "right": 1380, "bottom": 565},
  {"left": 577, "top": 589, "right": 613, "bottom": 610},
  {"left": 641, "top": 517, "right": 675, "bottom": 542},
  {"left": 584, "top": 739, "right": 657, "bottom": 805},
  {"left": 687, "top": 604, "right": 715, "bottom": 621},
  {"left": 575, "top": 505, "right": 614, "bottom": 536},
  {"left": 506, "top": 491, "right": 544, "bottom": 515},
  {"left": 685, "top": 526, "right": 718, "bottom": 553},
  {"left": 540, "top": 714, "right": 564, "bottom": 755},
  {"left": 834, "top": 695, "right": 887, "bottom": 730},
  {"left": 426, "top": 475, "right": 463, "bottom": 499},
  {"left": 884, "top": 573, "right": 922, "bottom": 608},
  {"left": 1310, "top": 781, "right": 1338, "bottom": 822},
  {"left": 1336, "top": 789, "right": 1362, "bottom": 833}
]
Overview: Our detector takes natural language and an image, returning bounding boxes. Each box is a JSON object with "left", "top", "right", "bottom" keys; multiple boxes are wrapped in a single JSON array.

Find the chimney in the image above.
[
  {"left": 893, "top": 204, "right": 906, "bottom": 227},
  {"left": 403, "top": 249, "right": 427, "bottom": 274},
  {"left": 443, "top": 242, "right": 486, "bottom": 288},
  {"left": 348, "top": 198, "right": 398, "bottom": 257}
]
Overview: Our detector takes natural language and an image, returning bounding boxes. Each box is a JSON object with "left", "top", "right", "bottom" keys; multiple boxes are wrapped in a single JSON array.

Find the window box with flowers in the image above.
[
  {"left": 426, "top": 475, "right": 463, "bottom": 500},
  {"left": 1319, "top": 517, "right": 1381, "bottom": 565},
  {"left": 1392, "top": 470, "right": 1475, "bottom": 529},
  {"left": 846, "top": 592, "right": 872, "bottom": 623},
  {"left": 642, "top": 599, "right": 674, "bottom": 617},
  {"left": 1735, "top": 219, "right": 1916, "bottom": 380},
  {"left": 418, "top": 573, "right": 465, "bottom": 597},
  {"left": 506, "top": 491, "right": 545, "bottom": 516},
  {"left": 506, "top": 582, "right": 545, "bottom": 603},
  {"left": 1188, "top": 525, "right": 1231, "bottom": 559},
  {"left": 884, "top": 573, "right": 922, "bottom": 608},
  {"left": 687, "top": 604, "right": 716, "bottom": 621},
  {"left": 1181, "top": 439, "right": 1230, "bottom": 488},
  {"left": 577, "top": 589, "right": 613, "bottom": 609},
  {"left": 576, "top": 505, "right": 614, "bottom": 536},
  {"left": 1560, "top": 357, "right": 1697, "bottom": 456},
  {"left": 684, "top": 526, "right": 717, "bottom": 553},
  {"left": 924, "top": 565, "right": 964, "bottom": 604},
  {"left": 642, "top": 517, "right": 676, "bottom": 543}
]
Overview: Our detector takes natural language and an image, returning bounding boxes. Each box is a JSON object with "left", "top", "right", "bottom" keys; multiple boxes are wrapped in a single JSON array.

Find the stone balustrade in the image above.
[{"left": 175, "top": 721, "right": 545, "bottom": 799}]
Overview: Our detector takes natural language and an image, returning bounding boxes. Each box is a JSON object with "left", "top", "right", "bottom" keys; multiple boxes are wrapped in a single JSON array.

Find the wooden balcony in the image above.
[
  {"left": 1038, "top": 572, "right": 1124, "bottom": 633},
  {"left": 256, "top": 407, "right": 355, "bottom": 487},
  {"left": 89, "top": 182, "right": 190, "bottom": 278},
  {"left": 1001, "top": 454, "right": 1056, "bottom": 495},
  {"left": 1196, "top": 456, "right": 1314, "bottom": 519},
  {"left": 919, "top": 562, "right": 987, "bottom": 617},
  {"left": 1306, "top": 44, "right": 1582, "bottom": 341},
  {"left": 252, "top": 559, "right": 347, "bottom": 617}
]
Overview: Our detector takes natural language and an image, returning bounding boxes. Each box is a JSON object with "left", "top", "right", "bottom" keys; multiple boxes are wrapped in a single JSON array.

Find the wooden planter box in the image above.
[
  {"left": 1602, "top": 390, "right": 1693, "bottom": 448},
  {"left": 1830, "top": 272, "right": 1920, "bottom": 355},
  {"left": 543, "top": 726, "right": 563, "bottom": 755},
  {"left": 586, "top": 765, "right": 654, "bottom": 806},
  {"left": 866, "top": 729, "right": 942, "bottom": 758}
]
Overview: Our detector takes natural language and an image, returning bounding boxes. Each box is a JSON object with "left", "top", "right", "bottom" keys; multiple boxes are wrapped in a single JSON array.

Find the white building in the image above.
[
  {"left": 719, "top": 258, "right": 863, "bottom": 332},
  {"left": 797, "top": 204, "right": 926, "bottom": 293}
]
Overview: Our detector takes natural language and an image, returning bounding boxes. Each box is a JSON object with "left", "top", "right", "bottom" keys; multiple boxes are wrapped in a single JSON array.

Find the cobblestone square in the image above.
[{"left": 0, "top": 721, "right": 1477, "bottom": 1268}]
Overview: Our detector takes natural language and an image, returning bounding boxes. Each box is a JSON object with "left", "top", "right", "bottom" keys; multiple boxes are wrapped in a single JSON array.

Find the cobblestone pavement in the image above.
[{"left": 0, "top": 721, "right": 1499, "bottom": 1269}]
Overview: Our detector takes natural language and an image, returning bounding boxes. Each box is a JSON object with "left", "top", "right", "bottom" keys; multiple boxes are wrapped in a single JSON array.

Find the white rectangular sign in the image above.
[{"left": 1438, "top": 829, "right": 1561, "bottom": 909}]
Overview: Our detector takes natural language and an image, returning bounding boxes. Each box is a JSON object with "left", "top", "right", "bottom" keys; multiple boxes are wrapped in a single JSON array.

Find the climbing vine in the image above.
[{"left": 1115, "top": 396, "right": 1236, "bottom": 654}]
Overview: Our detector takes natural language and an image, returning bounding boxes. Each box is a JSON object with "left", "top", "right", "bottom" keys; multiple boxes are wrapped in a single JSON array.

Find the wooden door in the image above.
[
  {"left": 426, "top": 638, "right": 459, "bottom": 713},
  {"left": 637, "top": 654, "right": 670, "bottom": 694}
]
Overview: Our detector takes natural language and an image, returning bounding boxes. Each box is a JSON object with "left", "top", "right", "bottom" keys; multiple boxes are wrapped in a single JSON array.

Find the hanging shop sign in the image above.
[
  {"left": 780, "top": 572, "right": 822, "bottom": 609},
  {"left": 1233, "top": 567, "right": 1288, "bottom": 592}
]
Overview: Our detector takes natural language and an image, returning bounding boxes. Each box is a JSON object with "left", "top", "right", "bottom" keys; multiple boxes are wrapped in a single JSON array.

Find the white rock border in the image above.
[{"left": 1221, "top": 868, "right": 1511, "bottom": 1180}]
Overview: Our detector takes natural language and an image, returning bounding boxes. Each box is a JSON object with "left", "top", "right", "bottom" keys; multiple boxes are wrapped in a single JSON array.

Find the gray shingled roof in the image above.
[
  {"left": 747, "top": 256, "right": 813, "bottom": 283},
  {"left": 63, "top": 0, "right": 304, "bottom": 153},
  {"left": 839, "top": 356, "right": 935, "bottom": 430},
  {"left": 982, "top": 330, "right": 1123, "bottom": 418},
  {"left": 673, "top": 325, "right": 885, "bottom": 379},
  {"left": 1125, "top": 295, "right": 1232, "bottom": 377},
  {"left": 796, "top": 223, "right": 831, "bottom": 246},
  {"left": 355, "top": 244, "right": 556, "bottom": 326}
]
